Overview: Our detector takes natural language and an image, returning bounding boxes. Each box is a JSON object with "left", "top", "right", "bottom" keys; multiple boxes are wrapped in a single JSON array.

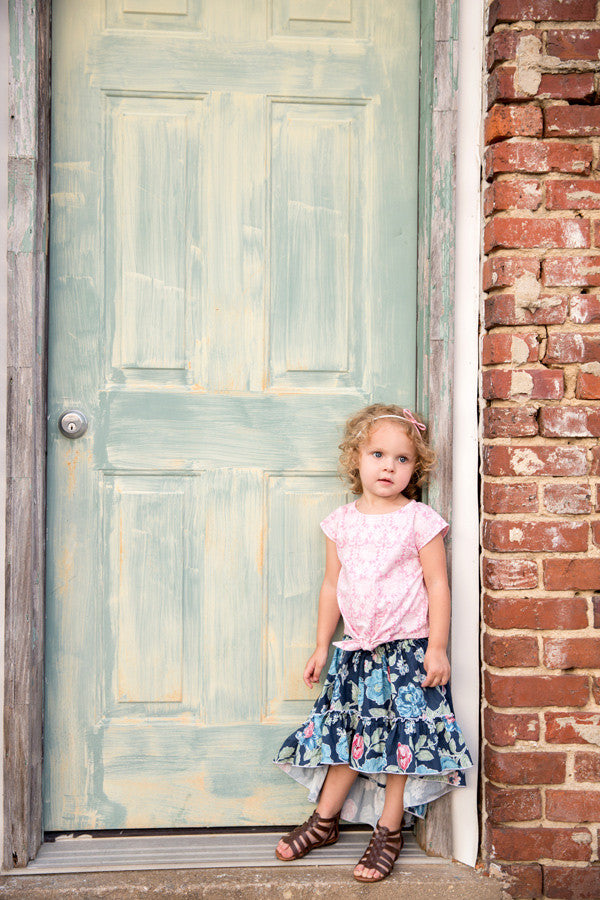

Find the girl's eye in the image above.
[
  {"left": 372, "top": 451, "right": 382, "bottom": 458},
  {"left": 398, "top": 456, "right": 408, "bottom": 463}
]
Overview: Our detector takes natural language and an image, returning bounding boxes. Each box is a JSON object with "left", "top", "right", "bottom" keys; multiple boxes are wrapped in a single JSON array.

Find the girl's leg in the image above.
[
  {"left": 276, "top": 764, "right": 358, "bottom": 860},
  {"left": 354, "top": 773, "right": 406, "bottom": 880}
]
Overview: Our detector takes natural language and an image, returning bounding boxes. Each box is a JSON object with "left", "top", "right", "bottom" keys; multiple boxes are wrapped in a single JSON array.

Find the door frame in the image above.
[{"left": 4, "top": 0, "right": 460, "bottom": 869}]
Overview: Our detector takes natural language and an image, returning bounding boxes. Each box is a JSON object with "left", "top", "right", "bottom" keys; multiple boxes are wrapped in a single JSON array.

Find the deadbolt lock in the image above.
[{"left": 58, "top": 410, "right": 88, "bottom": 439}]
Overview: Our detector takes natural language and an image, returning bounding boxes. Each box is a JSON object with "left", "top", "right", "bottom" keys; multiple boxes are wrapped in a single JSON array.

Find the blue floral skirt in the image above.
[{"left": 273, "top": 638, "right": 473, "bottom": 827}]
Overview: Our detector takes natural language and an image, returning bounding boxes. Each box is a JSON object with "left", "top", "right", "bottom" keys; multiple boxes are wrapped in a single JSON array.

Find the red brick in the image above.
[
  {"left": 570, "top": 294, "right": 600, "bottom": 324},
  {"left": 498, "top": 864, "right": 543, "bottom": 900},
  {"left": 543, "top": 558, "right": 600, "bottom": 591},
  {"left": 482, "top": 332, "right": 539, "bottom": 365},
  {"left": 543, "top": 256, "right": 600, "bottom": 287},
  {"left": 487, "top": 31, "right": 521, "bottom": 68},
  {"left": 546, "top": 28, "right": 600, "bottom": 61},
  {"left": 483, "top": 557, "right": 539, "bottom": 590},
  {"left": 547, "top": 179, "right": 600, "bottom": 211},
  {"left": 576, "top": 369, "right": 600, "bottom": 399},
  {"left": 593, "top": 522, "right": 600, "bottom": 548},
  {"left": 484, "top": 708, "right": 540, "bottom": 746},
  {"left": 483, "top": 406, "right": 539, "bottom": 437},
  {"left": 486, "top": 825, "right": 591, "bottom": 862},
  {"left": 483, "top": 519, "right": 587, "bottom": 553},
  {"left": 484, "top": 179, "right": 542, "bottom": 214},
  {"left": 594, "top": 594, "right": 600, "bottom": 627},
  {"left": 539, "top": 73, "right": 595, "bottom": 101},
  {"left": 485, "top": 105, "right": 543, "bottom": 144},
  {"left": 545, "top": 712, "right": 600, "bottom": 745},
  {"left": 539, "top": 406, "right": 600, "bottom": 438},
  {"left": 484, "top": 217, "right": 589, "bottom": 252},
  {"left": 485, "top": 140, "right": 593, "bottom": 178},
  {"left": 545, "top": 332, "right": 600, "bottom": 364},
  {"left": 484, "top": 633, "right": 539, "bottom": 668},
  {"left": 485, "top": 672, "right": 589, "bottom": 708},
  {"left": 591, "top": 446, "right": 600, "bottom": 474},
  {"left": 483, "top": 256, "right": 540, "bottom": 290},
  {"left": 488, "top": 0, "right": 597, "bottom": 25},
  {"left": 543, "top": 483, "right": 591, "bottom": 515},
  {"left": 546, "top": 105, "right": 600, "bottom": 138},
  {"left": 485, "top": 748, "right": 566, "bottom": 785},
  {"left": 482, "top": 368, "right": 563, "bottom": 400},
  {"left": 547, "top": 790, "right": 600, "bottom": 823},
  {"left": 545, "top": 866, "right": 600, "bottom": 900},
  {"left": 486, "top": 784, "right": 542, "bottom": 822},
  {"left": 483, "top": 482, "right": 538, "bottom": 514},
  {"left": 484, "top": 293, "right": 568, "bottom": 326},
  {"left": 483, "top": 445, "right": 587, "bottom": 477},
  {"left": 592, "top": 675, "right": 600, "bottom": 704},
  {"left": 574, "top": 752, "right": 600, "bottom": 781},
  {"left": 545, "top": 637, "right": 600, "bottom": 669},
  {"left": 483, "top": 594, "right": 588, "bottom": 630}
]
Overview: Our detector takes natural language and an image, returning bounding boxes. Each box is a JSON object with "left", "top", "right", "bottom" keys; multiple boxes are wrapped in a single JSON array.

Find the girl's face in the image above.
[{"left": 357, "top": 421, "right": 416, "bottom": 501}]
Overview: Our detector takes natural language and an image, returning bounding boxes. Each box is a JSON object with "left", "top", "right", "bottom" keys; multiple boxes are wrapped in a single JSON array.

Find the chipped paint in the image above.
[{"left": 508, "top": 528, "right": 524, "bottom": 543}]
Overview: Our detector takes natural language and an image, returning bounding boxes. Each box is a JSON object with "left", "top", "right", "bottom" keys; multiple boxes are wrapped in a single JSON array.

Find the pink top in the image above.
[{"left": 320, "top": 500, "right": 449, "bottom": 652}]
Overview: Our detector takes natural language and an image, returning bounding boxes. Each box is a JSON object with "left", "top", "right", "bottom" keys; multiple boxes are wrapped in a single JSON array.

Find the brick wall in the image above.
[{"left": 482, "top": 2, "right": 600, "bottom": 899}]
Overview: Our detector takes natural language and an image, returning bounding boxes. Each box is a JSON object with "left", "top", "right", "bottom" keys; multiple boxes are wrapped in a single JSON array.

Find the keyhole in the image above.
[{"left": 68, "top": 422, "right": 77, "bottom": 432}]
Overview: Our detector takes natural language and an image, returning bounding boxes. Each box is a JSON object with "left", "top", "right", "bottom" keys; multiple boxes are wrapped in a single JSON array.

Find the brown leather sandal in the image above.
[
  {"left": 353, "top": 822, "right": 404, "bottom": 883},
  {"left": 275, "top": 809, "right": 340, "bottom": 861}
]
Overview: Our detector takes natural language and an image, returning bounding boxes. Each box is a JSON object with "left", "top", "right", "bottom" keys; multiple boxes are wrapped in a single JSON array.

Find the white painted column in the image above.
[{"left": 451, "top": 0, "right": 484, "bottom": 869}]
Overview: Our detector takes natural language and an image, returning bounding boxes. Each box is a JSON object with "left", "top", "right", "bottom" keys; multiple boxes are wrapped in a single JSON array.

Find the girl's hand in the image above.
[
  {"left": 422, "top": 646, "right": 451, "bottom": 688},
  {"left": 303, "top": 647, "right": 329, "bottom": 689}
]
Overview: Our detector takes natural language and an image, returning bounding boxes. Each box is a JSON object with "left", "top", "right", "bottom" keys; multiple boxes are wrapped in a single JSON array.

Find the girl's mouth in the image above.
[{"left": 378, "top": 478, "right": 393, "bottom": 484}]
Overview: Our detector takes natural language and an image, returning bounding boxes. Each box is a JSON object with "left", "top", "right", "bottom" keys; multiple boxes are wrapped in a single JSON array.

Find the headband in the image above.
[{"left": 358, "top": 410, "right": 426, "bottom": 437}]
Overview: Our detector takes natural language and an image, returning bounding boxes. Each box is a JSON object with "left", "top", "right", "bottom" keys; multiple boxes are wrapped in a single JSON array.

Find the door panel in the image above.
[{"left": 45, "top": 0, "right": 421, "bottom": 828}]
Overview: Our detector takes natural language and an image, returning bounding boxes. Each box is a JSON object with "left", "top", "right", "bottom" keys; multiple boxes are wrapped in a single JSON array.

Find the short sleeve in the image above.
[
  {"left": 413, "top": 503, "right": 449, "bottom": 551},
  {"left": 320, "top": 505, "right": 344, "bottom": 543}
]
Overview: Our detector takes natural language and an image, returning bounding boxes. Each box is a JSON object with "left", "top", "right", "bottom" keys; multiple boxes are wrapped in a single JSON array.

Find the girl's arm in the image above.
[
  {"left": 303, "top": 537, "right": 342, "bottom": 689},
  {"left": 419, "top": 533, "right": 451, "bottom": 688}
]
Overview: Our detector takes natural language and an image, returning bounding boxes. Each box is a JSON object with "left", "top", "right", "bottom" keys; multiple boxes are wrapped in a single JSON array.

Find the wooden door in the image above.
[{"left": 44, "top": 0, "right": 422, "bottom": 829}]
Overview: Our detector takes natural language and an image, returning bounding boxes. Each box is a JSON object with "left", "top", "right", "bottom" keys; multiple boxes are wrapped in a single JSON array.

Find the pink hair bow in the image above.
[{"left": 401, "top": 409, "right": 426, "bottom": 432}]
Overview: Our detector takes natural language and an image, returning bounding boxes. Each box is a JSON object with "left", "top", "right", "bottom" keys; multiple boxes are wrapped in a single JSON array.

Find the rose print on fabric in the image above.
[
  {"left": 351, "top": 734, "right": 365, "bottom": 760},
  {"left": 274, "top": 638, "right": 473, "bottom": 824},
  {"left": 395, "top": 683, "right": 426, "bottom": 718},
  {"left": 397, "top": 744, "right": 412, "bottom": 771}
]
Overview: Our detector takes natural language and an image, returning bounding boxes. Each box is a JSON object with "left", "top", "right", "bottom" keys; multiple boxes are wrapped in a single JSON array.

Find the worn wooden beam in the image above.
[
  {"left": 4, "top": 0, "right": 50, "bottom": 868},
  {"left": 415, "top": 0, "right": 459, "bottom": 859}
]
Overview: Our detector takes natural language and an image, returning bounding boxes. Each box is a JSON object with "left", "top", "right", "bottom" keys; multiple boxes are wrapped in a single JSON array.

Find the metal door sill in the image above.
[{"left": 7, "top": 829, "right": 443, "bottom": 875}]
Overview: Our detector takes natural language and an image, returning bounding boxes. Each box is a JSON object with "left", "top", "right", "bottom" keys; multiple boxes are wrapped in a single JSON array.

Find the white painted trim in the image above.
[
  {"left": 450, "top": 0, "right": 484, "bottom": 869},
  {"left": 0, "top": 2, "right": 9, "bottom": 863}
]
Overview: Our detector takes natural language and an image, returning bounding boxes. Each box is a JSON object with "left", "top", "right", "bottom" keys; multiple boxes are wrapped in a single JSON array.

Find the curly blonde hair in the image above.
[{"left": 338, "top": 403, "right": 436, "bottom": 499}]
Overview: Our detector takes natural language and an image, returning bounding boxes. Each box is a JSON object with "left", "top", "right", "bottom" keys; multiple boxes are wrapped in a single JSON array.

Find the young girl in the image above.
[{"left": 273, "top": 403, "right": 472, "bottom": 883}]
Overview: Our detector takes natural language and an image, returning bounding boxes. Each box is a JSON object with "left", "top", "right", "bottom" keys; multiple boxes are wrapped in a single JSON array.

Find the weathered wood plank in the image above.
[
  {"left": 415, "top": 0, "right": 459, "bottom": 859},
  {"left": 4, "top": 0, "right": 50, "bottom": 869}
]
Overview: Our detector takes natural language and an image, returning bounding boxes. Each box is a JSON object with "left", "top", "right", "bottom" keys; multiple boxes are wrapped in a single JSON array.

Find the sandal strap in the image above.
[
  {"left": 357, "top": 823, "right": 404, "bottom": 877},
  {"left": 280, "top": 810, "right": 340, "bottom": 858}
]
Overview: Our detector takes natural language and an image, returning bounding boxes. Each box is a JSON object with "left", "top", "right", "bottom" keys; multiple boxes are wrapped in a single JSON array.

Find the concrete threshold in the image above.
[{"left": 0, "top": 862, "right": 505, "bottom": 899}]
